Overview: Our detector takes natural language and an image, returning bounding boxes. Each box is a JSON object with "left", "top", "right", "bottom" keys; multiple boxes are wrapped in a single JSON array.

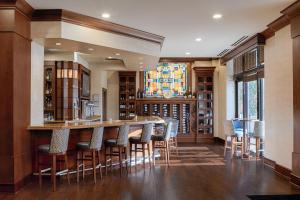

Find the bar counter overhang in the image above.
[{"left": 28, "top": 116, "right": 164, "bottom": 173}]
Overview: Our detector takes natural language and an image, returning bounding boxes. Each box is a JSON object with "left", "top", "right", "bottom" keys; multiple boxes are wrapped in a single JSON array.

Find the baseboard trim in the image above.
[
  {"left": 263, "top": 157, "right": 300, "bottom": 188},
  {"left": 0, "top": 174, "right": 32, "bottom": 193},
  {"left": 214, "top": 137, "right": 225, "bottom": 145}
]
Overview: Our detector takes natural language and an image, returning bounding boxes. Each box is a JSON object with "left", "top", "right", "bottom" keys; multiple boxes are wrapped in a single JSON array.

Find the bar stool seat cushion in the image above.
[
  {"left": 151, "top": 134, "right": 165, "bottom": 141},
  {"left": 129, "top": 136, "right": 141, "bottom": 143},
  {"left": 76, "top": 142, "right": 90, "bottom": 150},
  {"left": 104, "top": 139, "right": 117, "bottom": 146},
  {"left": 38, "top": 144, "right": 50, "bottom": 153}
]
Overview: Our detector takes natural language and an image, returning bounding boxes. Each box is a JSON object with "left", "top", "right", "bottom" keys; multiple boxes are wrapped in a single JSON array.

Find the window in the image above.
[{"left": 235, "top": 79, "right": 264, "bottom": 120}]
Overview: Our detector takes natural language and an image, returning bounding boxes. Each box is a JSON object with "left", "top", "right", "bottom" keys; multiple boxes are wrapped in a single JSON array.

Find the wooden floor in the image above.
[{"left": 1, "top": 143, "right": 300, "bottom": 200}]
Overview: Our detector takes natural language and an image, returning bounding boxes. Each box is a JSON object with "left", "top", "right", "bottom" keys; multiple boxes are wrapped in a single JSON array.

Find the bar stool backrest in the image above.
[
  {"left": 253, "top": 121, "right": 265, "bottom": 139},
  {"left": 117, "top": 124, "right": 130, "bottom": 146},
  {"left": 232, "top": 119, "right": 243, "bottom": 130},
  {"left": 140, "top": 123, "right": 154, "bottom": 143},
  {"left": 224, "top": 120, "right": 235, "bottom": 136},
  {"left": 163, "top": 117, "right": 179, "bottom": 138},
  {"left": 49, "top": 128, "right": 70, "bottom": 154},
  {"left": 90, "top": 126, "right": 104, "bottom": 150},
  {"left": 164, "top": 121, "right": 173, "bottom": 141}
]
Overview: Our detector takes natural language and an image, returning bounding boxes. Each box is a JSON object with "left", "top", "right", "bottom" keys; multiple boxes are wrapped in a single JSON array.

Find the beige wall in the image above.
[
  {"left": 107, "top": 71, "right": 119, "bottom": 120},
  {"left": 90, "top": 66, "right": 108, "bottom": 118},
  {"left": 264, "top": 25, "right": 293, "bottom": 169},
  {"left": 30, "top": 41, "right": 44, "bottom": 125}
]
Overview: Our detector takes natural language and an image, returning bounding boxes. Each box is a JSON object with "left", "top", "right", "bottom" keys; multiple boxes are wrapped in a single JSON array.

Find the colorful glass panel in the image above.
[{"left": 144, "top": 63, "right": 188, "bottom": 97}]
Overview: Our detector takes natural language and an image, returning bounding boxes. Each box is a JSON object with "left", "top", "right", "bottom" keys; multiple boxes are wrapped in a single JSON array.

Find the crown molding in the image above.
[
  {"left": 159, "top": 57, "right": 216, "bottom": 63},
  {"left": 31, "top": 9, "right": 165, "bottom": 46},
  {"left": 0, "top": 0, "right": 33, "bottom": 18},
  {"left": 221, "top": 33, "right": 265, "bottom": 65}
]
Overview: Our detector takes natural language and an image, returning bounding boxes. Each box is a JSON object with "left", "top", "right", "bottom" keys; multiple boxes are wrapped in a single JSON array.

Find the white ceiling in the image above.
[{"left": 26, "top": 0, "right": 294, "bottom": 57}]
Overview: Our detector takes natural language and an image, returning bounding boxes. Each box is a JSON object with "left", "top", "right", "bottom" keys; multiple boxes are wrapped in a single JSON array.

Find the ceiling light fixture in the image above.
[
  {"left": 102, "top": 13, "right": 110, "bottom": 19},
  {"left": 185, "top": 52, "right": 191, "bottom": 55},
  {"left": 55, "top": 42, "right": 61, "bottom": 46},
  {"left": 139, "top": 62, "right": 143, "bottom": 65},
  {"left": 88, "top": 48, "right": 94, "bottom": 51},
  {"left": 195, "top": 38, "right": 202, "bottom": 42},
  {"left": 213, "top": 13, "right": 222, "bottom": 19},
  {"left": 108, "top": 56, "right": 113, "bottom": 59},
  {"left": 115, "top": 53, "right": 120, "bottom": 56}
]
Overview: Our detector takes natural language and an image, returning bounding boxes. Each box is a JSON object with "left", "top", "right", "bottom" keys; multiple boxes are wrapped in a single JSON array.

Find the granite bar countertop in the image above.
[{"left": 28, "top": 116, "right": 164, "bottom": 131}]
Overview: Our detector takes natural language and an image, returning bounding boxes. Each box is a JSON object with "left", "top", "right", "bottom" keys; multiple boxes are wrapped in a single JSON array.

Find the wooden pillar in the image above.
[
  {"left": 0, "top": 0, "right": 33, "bottom": 192},
  {"left": 283, "top": 1, "right": 300, "bottom": 186}
]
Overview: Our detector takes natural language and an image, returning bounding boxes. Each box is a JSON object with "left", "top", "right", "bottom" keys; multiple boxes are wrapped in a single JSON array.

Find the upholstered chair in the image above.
[
  {"left": 129, "top": 123, "right": 154, "bottom": 168},
  {"left": 37, "top": 128, "right": 70, "bottom": 191},
  {"left": 76, "top": 126, "right": 104, "bottom": 183}
]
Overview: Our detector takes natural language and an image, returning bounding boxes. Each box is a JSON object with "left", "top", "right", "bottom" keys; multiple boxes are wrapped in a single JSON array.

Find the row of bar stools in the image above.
[
  {"left": 37, "top": 128, "right": 70, "bottom": 192},
  {"left": 104, "top": 124, "right": 130, "bottom": 176},
  {"left": 129, "top": 123, "right": 154, "bottom": 169},
  {"left": 76, "top": 126, "right": 104, "bottom": 183}
]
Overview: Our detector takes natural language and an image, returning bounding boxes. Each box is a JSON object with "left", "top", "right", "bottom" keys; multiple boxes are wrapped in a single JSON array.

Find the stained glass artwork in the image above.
[{"left": 144, "top": 63, "right": 188, "bottom": 97}]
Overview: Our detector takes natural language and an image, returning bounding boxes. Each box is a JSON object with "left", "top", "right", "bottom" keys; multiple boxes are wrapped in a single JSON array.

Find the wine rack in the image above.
[
  {"left": 194, "top": 67, "right": 215, "bottom": 141},
  {"left": 44, "top": 61, "right": 56, "bottom": 121},
  {"left": 136, "top": 98, "right": 197, "bottom": 142},
  {"left": 119, "top": 71, "right": 136, "bottom": 120}
]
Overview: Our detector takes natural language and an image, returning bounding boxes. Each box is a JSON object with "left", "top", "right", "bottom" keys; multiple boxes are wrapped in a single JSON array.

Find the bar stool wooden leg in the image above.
[
  {"left": 129, "top": 143, "right": 132, "bottom": 169},
  {"left": 134, "top": 144, "right": 137, "bottom": 167},
  {"left": 231, "top": 137, "right": 235, "bottom": 159},
  {"left": 142, "top": 144, "right": 145, "bottom": 168},
  {"left": 38, "top": 152, "right": 42, "bottom": 187},
  {"left": 147, "top": 143, "right": 151, "bottom": 168},
  {"left": 152, "top": 142, "right": 156, "bottom": 166},
  {"left": 166, "top": 141, "right": 170, "bottom": 166},
  {"left": 64, "top": 154, "right": 70, "bottom": 184},
  {"left": 92, "top": 150, "right": 97, "bottom": 183},
  {"left": 52, "top": 155, "right": 57, "bottom": 192},
  {"left": 97, "top": 150, "right": 102, "bottom": 179},
  {"left": 124, "top": 147, "right": 128, "bottom": 173},
  {"left": 76, "top": 151, "right": 80, "bottom": 183},
  {"left": 110, "top": 146, "right": 113, "bottom": 172},
  {"left": 224, "top": 136, "right": 228, "bottom": 157},
  {"left": 256, "top": 137, "right": 260, "bottom": 159},
  {"left": 104, "top": 146, "right": 107, "bottom": 175},
  {"left": 119, "top": 147, "right": 122, "bottom": 176},
  {"left": 82, "top": 151, "right": 85, "bottom": 181}
]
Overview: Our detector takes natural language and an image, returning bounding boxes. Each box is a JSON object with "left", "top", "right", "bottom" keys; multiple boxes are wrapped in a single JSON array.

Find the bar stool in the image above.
[
  {"left": 129, "top": 123, "right": 154, "bottom": 168},
  {"left": 151, "top": 121, "right": 172, "bottom": 166},
  {"left": 37, "top": 128, "right": 70, "bottom": 192},
  {"left": 76, "top": 126, "right": 104, "bottom": 183},
  {"left": 250, "top": 121, "right": 265, "bottom": 159},
  {"left": 104, "top": 124, "right": 130, "bottom": 176},
  {"left": 163, "top": 117, "right": 179, "bottom": 154},
  {"left": 223, "top": 120, "right": 243, "bottom": 158}
]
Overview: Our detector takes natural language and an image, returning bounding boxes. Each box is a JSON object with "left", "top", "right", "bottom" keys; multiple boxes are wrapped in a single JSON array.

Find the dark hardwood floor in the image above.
[{"left": 0, "top": 144, "right": 299, "bottom": 200}]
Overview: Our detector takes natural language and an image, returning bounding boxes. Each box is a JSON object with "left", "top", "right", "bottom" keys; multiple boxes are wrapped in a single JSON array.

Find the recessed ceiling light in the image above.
[
  {"left": 115, "top": 53, "right": 120, "bottom": 56},
  {"left": 213, "top": 14, "right": 222, "bottom": 19},
  {"left": 107, "top": 56, "right": 113, "bottom": 59},
  {"left": 185, "top": 52, "right": 191, "bottom": 55},
  {"left": 195, "top": 38, "right": 202, "bottom": 42},
  {"left": 88, "top": 48, "right": 94, "bottom": 51},
  {"left": 55, "top": 42, "right": 61, "bottom": 46},
  {"left": 139, "top": 62, "right": 143, "bottom": 65},
  {"left": 102, "top": 13, "right": 110, "bottom": 18}
]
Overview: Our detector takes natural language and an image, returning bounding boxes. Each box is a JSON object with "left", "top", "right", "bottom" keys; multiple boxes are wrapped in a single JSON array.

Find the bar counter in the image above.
[
  {"left": 29, "top": 116, "right": 164, "bottom": 173},
  {"left": 28, "top": 116, "right": 165, "bottom": 130}
]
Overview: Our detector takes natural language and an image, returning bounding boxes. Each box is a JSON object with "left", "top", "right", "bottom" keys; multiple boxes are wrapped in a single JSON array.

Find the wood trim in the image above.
[
  {"left": 139, "top": 71, "right": 144, "bottom": 90},
  {"left": 193, "top": 66, "right": 216, "bottom": 72},
  {"left": 275, "top": 164, "right": 292, "bottom": 179},
  {"left": 221, "top": 34, "right": 265, "bottom": 64},
  {"left": 214, "top": 137, "right": 225, "bottom": 145},
  {"left": 159, "top": 57, "right": 215, "bottom": 62},
  {"left": 281, "top": 0, "right": 300, "bottom": 19},
  {"left": 0, "top": 0, "right": 33, "bottom": 18},
  {"left": 263, "top": 157, "right": 275, "bottom": 168},
  {"left": 0, "top": 174, "right": 32, "bottom": 193},
  {"left": 261, "top": 15, "right": 290, "bottom": 40},
  {"left": 31, "top": 9, "right": 165, "bottom": 46},
  {"left": 291, "top": 174, "right": 300, "bottom": 187}
]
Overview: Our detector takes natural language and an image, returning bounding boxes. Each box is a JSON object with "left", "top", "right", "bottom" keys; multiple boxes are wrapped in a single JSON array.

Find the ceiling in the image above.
[{"left": 26, "top": 0, "right": 294, "bottom": 57}]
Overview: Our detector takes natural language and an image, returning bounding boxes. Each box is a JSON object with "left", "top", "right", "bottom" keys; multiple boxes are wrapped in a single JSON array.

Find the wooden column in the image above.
[
  {"left": 0, "top": 0, "right": 33, "bottom": 192},
  {"left": 283, "top": 1, "right": 300, "bottom": 186}
]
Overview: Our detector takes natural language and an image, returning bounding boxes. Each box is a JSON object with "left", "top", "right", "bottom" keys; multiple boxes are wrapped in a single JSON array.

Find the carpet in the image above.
[{"left": 155, "top": 146, "right": 225, "bottom": 166}]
